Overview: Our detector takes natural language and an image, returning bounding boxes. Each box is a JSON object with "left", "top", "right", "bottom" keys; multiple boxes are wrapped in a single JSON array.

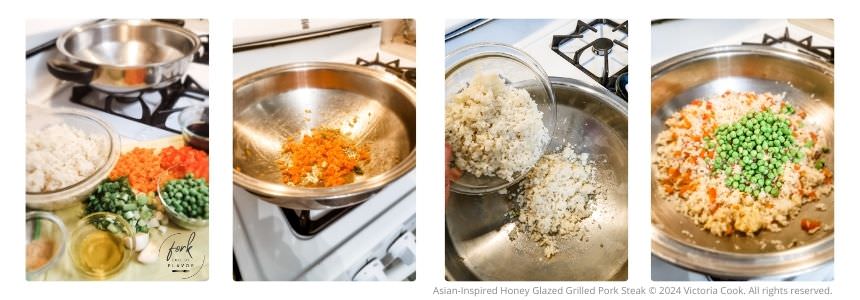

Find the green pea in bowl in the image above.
[{"left": 157, "top": 170, "right": 209, "bottom": 230}]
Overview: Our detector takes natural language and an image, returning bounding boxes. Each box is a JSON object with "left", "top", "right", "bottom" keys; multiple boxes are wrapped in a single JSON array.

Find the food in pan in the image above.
[
  {"left": 445, "top": 73, "right": 549, "bottom": 181},
  {"left": 277, "top": 128, "right": 370, "bottom": 187},
  {"left": 26, "top": 123, "right": 108, "bottom": 193},
  {"left": 654, "top": 91, "right": 832, "bottom": 236},
  {"left": 510, "top": 146, "right": 605, "bottom": 258}
]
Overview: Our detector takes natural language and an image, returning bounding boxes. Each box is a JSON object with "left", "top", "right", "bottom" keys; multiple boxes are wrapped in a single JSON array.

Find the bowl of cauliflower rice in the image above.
[
  {"left": 445, "top": 43, "right": 556, "bottom": 195},
  {"left": 26, "top": 109, "right": 121, "bottom": 210}
]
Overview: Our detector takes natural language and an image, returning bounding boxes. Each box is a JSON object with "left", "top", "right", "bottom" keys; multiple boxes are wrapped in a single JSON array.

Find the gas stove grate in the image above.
[
  {"left": 356, "top": 53, "right": 416, "bottom": 87},
  {"left": 69, "top": 76, "right": 208, "bottom": 134},
  {"left": 282, "top": 206, "right": 358, "bottom": 237},
  {"left": 742, "top": 27, "right": 834, "bottom": 63},
  {"left": 551, "top": 19, "right": 628, "bottom": 100}
]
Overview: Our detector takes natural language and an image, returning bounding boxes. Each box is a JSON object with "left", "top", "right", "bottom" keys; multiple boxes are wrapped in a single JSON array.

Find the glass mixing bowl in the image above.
[
  {"left": 26, "top": 109, "right": 121, "bottom": 210},
  {"left": 445, "top": 43, "right": 556, "bottom": 195}
]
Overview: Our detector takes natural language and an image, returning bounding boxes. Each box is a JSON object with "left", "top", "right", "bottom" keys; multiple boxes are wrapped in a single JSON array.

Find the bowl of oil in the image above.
[{"left": 69, "top": 212, "right": 134, "bottom": 280}]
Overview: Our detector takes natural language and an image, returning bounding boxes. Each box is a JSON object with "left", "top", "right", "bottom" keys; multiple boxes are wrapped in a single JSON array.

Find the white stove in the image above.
[
  {"left": 26, "top": 19, "right": 210, "bottom": 143},
  {"left": 231, "top": 20, "right": 417, "bottom": 281},
  {"left": 650, "top": 19, "right": 834, "bottom": 281},
  {"left": 652, "top": 19, "right": 834, "bottom": 64},
  {"left": 445, "top": 19, "right": 628, "bottom": 98}
]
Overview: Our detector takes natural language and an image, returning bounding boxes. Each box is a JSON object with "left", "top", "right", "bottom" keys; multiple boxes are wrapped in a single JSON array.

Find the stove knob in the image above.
[
  {"left": 352, "top": 258, "right": 387, "bottom": 281},
  {"left": 387, "top": 231, "right": 416, "bottom": 265}
]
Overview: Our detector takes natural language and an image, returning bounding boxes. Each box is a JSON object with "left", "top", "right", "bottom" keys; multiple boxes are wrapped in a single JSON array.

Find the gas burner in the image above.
[
  {"left": 552, "top": 19, "right": 628, "bottom": 100},
  {"left": 70, "top": 76, "right": 208, "bottom": 134},
  {"left": 282, "top": 206, "right": 358, "bottom": 237},
  {"left": 356, "top": 53, "right": 416, "bottom": 87},
  {"left": 592, "top": 37, "right": 614, "bottom": 56},
  {"left": 743, "top": 27, "right": 834, "bottom": 63}
]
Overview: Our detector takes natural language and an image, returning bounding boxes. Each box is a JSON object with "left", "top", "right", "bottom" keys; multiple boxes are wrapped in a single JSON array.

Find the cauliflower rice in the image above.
[
  {"left": 445, "top": 73, "right": 549, "bottom": 181},
  {"left": 654, "top": 91, "right": 833, "bottom": 236},
  {"left": 512, "top": 146, "right": 604, "bottom": 258},
  {"left": 27, "top": 123, "right": 108, "bottom": 193}
]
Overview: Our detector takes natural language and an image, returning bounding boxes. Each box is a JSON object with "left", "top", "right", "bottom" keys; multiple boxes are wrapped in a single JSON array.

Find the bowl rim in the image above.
[
  {"left": 179, "top": 104, "right": 210, "bottom": 143},
  {"left": 649, "top": 44, "right": 834, "bottom": 278},
  {"left": 231, "top": 62, "right": 417, "bottom": 202},
  {"left": 444, "top": 42, "right": 557, "bottom": 195},
  {"left": 26, "top": 109, "right": 121, "bottom": 200},
  {"left": 25, "top": 211, "right": 68, "bottom": 277}
]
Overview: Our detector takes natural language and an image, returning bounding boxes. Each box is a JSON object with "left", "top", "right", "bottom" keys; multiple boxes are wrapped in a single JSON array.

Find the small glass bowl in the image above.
[
  {"left": 26, "top": 211, "right": 67, "bottom": 279},
  {"left": 157, "top": 170, "right": 209, "bottom": 230},
  {"left": 179, "top": 104, "right": 209, "bottom": 151},
  {"left": 445, "top": 43, "right": 556, "bottom": 195},
  {"left": 69, "top": 212, "right": 134, "bottom": 280}
]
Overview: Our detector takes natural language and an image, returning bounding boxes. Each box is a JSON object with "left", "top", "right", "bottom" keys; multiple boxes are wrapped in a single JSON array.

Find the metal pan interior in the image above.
[
  {"left": 58, "top": 20, "right": 200, "bottom": 67},
  {"left": 650, "top": 46, "right": 834, "bottom": 277},
  {"left": 446, "top": 78, "right": 628, "bottom": 281},
  {"left": 233, "top": 63, "right": 416, "bottom": 207}
]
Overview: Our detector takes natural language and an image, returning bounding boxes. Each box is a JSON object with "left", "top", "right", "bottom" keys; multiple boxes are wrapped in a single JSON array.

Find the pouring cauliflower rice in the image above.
[
  {"left": 654, "top": 91, "right": 833, "bottom": 236},
  {"left": 511, "top": 146, "right": 605, "bottom": 258},
  {"left": 445, "top": 73, "right": 548, "bottom": 181}
]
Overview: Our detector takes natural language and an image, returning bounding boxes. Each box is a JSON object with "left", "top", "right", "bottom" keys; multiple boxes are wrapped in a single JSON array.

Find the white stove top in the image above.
[
  {"left": 25, "top": 19, "right": 210, "bottom": 143},
  {"left": 233, "top": 24, "right": 414, "bottom": 78},
  {"left": 652, "top": 19, "right": 834, "bottom": 63},
  {"left": 445, "top": 19, "right": 628, "bottom": 90},
  {"left": 650, "top": 19, "right": 834, "bottom": 281},
  {"left": 232, "top": 22, "right": 417, "bottom": 281}
]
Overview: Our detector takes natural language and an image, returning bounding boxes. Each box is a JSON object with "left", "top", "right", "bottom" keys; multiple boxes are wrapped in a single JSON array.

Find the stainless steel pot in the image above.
[
  {"left": 446, "top": 77, "right": 628, "bottom": 281},
  {"left": 48, "top": 19, "right": 202, "bottom": 94},
  {"left": 233, "top": 62, "right": 416, "bottom": 210},
  {"left": 651, "top": 45, "right": 834, "bottom": 279}
]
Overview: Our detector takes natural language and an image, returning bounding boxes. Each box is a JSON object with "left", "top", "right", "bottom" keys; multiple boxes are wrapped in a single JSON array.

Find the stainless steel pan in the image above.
[
  {"left": 233, "top": 62, "right": 416, "bottom": 210},
  {"left": 48, "top": 19, "right": 202, "bottom": 93},
  {"left": 651, "top": 45, "right": 834, "bottom": 279},
  {"left": 446, "top": 77, "right": 628, "bottom": 281}
]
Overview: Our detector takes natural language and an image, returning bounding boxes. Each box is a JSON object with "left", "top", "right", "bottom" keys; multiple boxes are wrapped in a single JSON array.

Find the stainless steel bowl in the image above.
[
  {"left": 446, "top": 77, "right": 628, "bottom": 281},
  {"left": 651, "top": 45, "right": 834, "bottom": 279},
  {"left": 233, "top": 62, "right": 416, "bottom": 210},
  {"left": 48, "top": 19, "right": 201, "bottom": 93}
]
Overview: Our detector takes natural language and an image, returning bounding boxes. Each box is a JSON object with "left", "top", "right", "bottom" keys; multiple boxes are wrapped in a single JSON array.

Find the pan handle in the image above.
[
  {"left": 47, "top": 59, "right": 94, "bottom": 85},
  {"left": 194, "top": 34, "right": 209, "bottom": 63}
]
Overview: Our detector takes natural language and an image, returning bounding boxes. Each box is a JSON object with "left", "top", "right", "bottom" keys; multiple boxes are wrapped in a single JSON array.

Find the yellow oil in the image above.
[{"left": 74, "top": 230, "right": 126, "bottom": 279}]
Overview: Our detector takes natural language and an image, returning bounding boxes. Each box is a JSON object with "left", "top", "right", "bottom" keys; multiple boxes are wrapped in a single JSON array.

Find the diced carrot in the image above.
[
  {"left": 110, "top": 147, "right": 162, "bottom": 193},
  {"left": 800, "top": 219, "right": 821, "bottom": 232},
  {"left": 278, "top": 128, "right": 369, "bottom": 187}
]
